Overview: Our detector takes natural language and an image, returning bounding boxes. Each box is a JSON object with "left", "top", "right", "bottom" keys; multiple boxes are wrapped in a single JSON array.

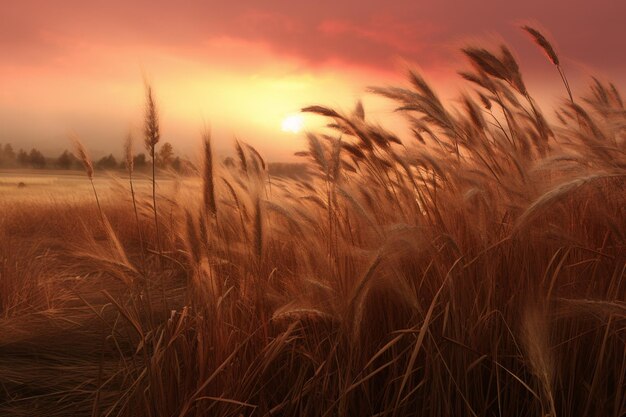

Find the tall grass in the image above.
[
  {"left": 144, "top": 83, "right": 162, "bottom": 256},
  {"left": 0, "top": 29, "right": 624, "bottom": 417}
]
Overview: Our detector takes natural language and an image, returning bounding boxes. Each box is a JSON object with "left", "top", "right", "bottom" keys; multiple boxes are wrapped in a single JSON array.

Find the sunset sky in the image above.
[{"left": 1, "top": 1, "right": 624, "bottom": 161}]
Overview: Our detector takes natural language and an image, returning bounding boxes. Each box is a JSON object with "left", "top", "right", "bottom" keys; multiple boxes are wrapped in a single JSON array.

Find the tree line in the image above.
[{"left": 0, "top": 142, "right": 186, "bottom": 172}]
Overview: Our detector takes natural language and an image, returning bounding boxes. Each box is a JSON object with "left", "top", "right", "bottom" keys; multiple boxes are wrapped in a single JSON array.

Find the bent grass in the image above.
[{"left": 0, "top": 28, "right": 624, "bottom": 417}]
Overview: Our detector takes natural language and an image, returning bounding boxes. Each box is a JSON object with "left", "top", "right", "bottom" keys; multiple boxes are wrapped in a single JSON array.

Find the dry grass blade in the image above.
[
  {"left": 346, "top": 253, "right": 383, "bottom": 337},
  {"left": 176, "top": 331, "right": 258, "bottom": 417},
  {"left": 556, "top": 298, "right": 626, "bottom": 317},
  {"left": 235, "top": 139, "right": 248, "bottom": 174},
  {"left": 394, "top": 257, "right": 462, "bottom": 415},
  {"left": 253, "top": 194, "right": 263, "bottom": 259},
  {"left": 301, "top": 105, "right": 341, "bottom": 118},
  {"left": 124, "top": 133, "right": 134, "bottom": 175},
  {"left": 514, "top": 174, "right": 622, "bottom": 232},
  {"left": 520, "top": 303, "right": 557, "bottom": 416},
  {"left": 246, "top": 143, "right": 266, "bottom": 171}
]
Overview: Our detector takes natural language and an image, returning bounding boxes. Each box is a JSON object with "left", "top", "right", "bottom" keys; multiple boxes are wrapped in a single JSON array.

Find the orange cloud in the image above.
[{"left": 0, "top": 0, "right": 624, "bottom": 160}]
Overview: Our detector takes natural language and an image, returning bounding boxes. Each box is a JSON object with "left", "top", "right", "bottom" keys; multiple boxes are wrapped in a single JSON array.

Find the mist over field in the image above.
[{"left": 0, "top": 3, "right": 625, "bottom": 417}]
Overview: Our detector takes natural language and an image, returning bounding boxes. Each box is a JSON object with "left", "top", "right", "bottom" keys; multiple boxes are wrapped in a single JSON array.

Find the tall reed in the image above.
[
  {"left": 144, "top": 83, "right": 161, "bottom": 255},
  {"left": 72, "top": 135, "right": 104, "bottom": 222},
  {"left": 125, "top": 133, "right": 146, "bottom": 270}
]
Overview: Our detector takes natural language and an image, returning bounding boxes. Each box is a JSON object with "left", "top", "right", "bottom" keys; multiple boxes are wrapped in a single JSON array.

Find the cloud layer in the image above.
[
  {"left": 3, "top": 1, "right": 625, "bottom": 70},
  {"left": 1, "top": 1, "right": 624, "bottom": 158}
]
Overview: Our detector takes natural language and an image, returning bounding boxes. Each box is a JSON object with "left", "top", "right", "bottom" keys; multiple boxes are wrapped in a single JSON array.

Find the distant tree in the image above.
[
  {"left": 171, "top": 156, "right": 182, "bottom": 172},
  {"left": 28, "top": 148, "right": 46, "bottom": 168},
  {"left": 17, "top": 149, "right": 29, "bottom": 166},
  {"left": 0, "top": 143, "right": 4, "bottom": 167},
  {"left": 57, "top": 150, "right": 77, "bottom": 170},
  {"left": 1, "top": 144, "right": 16, "bottom": 167},
  {"left": 4, "top": 144, "right": 15, "bottom": 159},
  {"left": 157, "top": 142, "right": 174, "bottom": 167},
  {"left": 97, "top": 154, "right": 118, "bottom": 170},
  {"left": 133, "top": 153, "right": 147, "bottom": 170}
]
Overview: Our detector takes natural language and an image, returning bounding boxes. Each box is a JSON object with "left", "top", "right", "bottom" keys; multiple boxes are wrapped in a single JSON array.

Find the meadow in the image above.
[{"left": 0, "top": 29, "right": 624, "bottom": 417}]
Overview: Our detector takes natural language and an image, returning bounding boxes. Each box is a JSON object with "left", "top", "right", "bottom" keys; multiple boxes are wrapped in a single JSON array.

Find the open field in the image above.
[
  {"left": 1, "top": 35, "right": 625, "bottom": 417},
  {"left": 0, "top": 169, "right": 189, "bottom": 200}
]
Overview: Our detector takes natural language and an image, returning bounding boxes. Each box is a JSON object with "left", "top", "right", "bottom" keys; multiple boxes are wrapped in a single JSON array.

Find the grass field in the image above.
[{"left": 0, "top": 31, "right": 624, "bottom": 417}]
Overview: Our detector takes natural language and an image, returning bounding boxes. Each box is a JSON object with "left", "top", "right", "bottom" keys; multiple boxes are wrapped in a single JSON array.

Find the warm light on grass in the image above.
[{"left": 1, "top": 28, "right": 624, "bottom": 417}]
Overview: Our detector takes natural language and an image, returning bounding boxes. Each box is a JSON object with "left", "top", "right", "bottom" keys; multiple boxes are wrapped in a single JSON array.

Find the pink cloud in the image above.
[
  {"left": 318, "top": 16, "right": 440, "bottom": 55},
  {"left": 2, "top": 0, "right": 625, "bottom": 73}
]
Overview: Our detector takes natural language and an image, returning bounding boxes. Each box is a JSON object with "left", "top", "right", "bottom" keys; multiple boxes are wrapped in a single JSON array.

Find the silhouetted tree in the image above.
[
  {"left": 172, "top": 156, "right": 182, "bottom": 172},
  {"left": 97, "top": 154, "right": 118, "bottom": 170},
  {"left": 4, "top": 144, "right": 15, "bottom": 160},
  {"left": 0, "top": 143, "right": 15, "bottom": 167},
  {"left": 133, "top": 153, "right": 147, "bottom": 170},
  {"left": 29, "top": 148, "right": 46, "bottom": 168},
  {"left": 157, "top": 142, "right": 174, "bottom": 167},
  {"left": 0, "top": 143, "right": 16, "bottom": 167},
  {"left": 57, "top": 150, "right": 77, "bottom": 169},
  {"left": 17, "top": 149, "right": 29, "bottom": 166}
]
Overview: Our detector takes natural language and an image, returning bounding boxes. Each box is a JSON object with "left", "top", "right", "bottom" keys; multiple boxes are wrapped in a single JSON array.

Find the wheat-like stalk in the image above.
[
  {"left": 202, "top": 130, "right": 216, "bottom": 217},
  {"left": 124, "top": 133, "right": 146, "bottom": 273},
  {"left": 144, "top": 83, "right": 161, "bottom": 256},
  {"left": 71, "top": 135, "right": 103, "bottom": 221},
  {"left": 522, "top": 25, "right": 574, "bottom": 104},
  {"left": 72, "top": 135, "right": 94, "bottom": 180}
]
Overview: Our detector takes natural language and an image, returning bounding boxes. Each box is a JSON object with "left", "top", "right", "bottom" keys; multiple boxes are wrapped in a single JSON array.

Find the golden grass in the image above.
[{"left": 0, "top": 29, "right": 624, "bottom": 417}]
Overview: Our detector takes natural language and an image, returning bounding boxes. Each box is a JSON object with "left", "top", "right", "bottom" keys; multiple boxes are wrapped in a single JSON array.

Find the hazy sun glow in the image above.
[{"left": 281, "top": 114, "right": 304, "bottom": 133}]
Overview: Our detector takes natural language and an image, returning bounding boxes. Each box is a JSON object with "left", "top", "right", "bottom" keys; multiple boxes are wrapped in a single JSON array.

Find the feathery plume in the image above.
[
  {"left": 235, "top": 139, "right": 248, "bottom": 174},
  {"left": 71, "top": 136, "right": 94, "bottom": 180},
  {"left": 143, "top": 82, "right": 162, "bottom": 255},
  {"left": 144, "top": 85, "right": 160, "bottom": 152},
  {"left": 521, "top": 26, "right": 560, "bottom": 66}
]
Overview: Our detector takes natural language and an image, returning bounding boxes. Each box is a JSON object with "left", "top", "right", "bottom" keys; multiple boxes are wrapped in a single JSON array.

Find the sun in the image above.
[{"left": 281, "top": 114, "right": 304, "bottom": 133}]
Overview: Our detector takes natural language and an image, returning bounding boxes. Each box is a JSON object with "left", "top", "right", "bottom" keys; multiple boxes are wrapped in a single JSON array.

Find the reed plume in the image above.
[
  {"left": 522, "top": 25, "right": 574, "bottom": 104},
  {"left": 71, "top": 135, "right": 103, "bottom": 221},
  {"left": 144, "top": 83, "right": 161, "bottom": 255}
]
